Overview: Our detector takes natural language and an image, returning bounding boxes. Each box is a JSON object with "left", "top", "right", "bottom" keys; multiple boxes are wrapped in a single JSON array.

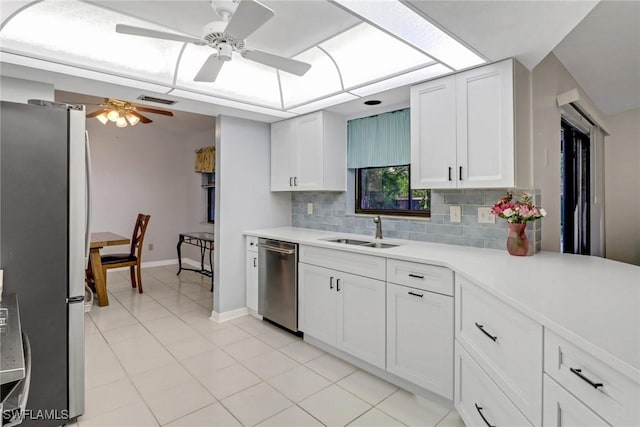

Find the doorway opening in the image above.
[{"left": 561, "top": 119, "right": 591, "bottom": 254}]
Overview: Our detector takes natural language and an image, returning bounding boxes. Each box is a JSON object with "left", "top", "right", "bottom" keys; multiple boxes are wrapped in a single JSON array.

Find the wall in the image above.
[
  {"left": 88, "top": 115, "right": 215, "bottom": 263},
  {"left": 531, "top": 53, "right": 604, "bottom": 252},
  {"left": 292, "top": 189, "right": 542, "bottom": 254},
  {"left": 214, "top": 115, "right": 291, "bottom": 315},
  {"left": 0, "top": 76, "right": 53, "bottom": 102},
  {"left": 604, "top": 107, "right": 640, "bottom": 265}
]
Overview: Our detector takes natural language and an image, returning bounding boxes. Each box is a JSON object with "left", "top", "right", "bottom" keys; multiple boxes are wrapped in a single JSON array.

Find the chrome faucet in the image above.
[{"left": 373, "top": 216, "right": 383, "bottom": 240}]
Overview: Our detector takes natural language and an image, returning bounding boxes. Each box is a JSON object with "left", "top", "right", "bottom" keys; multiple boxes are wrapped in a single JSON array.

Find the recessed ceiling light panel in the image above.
[{"left": 333, "top": 0, "right": 486, "bottom": 70}]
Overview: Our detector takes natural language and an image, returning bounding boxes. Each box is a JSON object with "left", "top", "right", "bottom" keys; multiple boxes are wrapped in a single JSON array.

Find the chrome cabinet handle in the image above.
[
  {"left": 329, "top": 277, "right": 334, "bottom": 289},
  {"left": 289, "top": 177, "right": 293, "bottom": 187},
  {"left": 459, "top": 166, "right": 463, "bottom": 181},
  {"left": 336, "top": 279, "right": 340, "bottom": 292},
  {"left": 408, "top": 273, "right": 424, "bottom": 279},
  {"left": 294, "top": 176, "right": 298, "bottom": 186},
  {"left": 448, "top": 167, "right": 452, "bottom": 181},
  {"left": 570, "top": 368, "right": 604, "bottom": 389},
  {"left": 408, "top": 291, "right": 424, "bottom": 298},
  {"left": 253, "top": 257, "right": 256, "bottom": 268},
  {"left": 475, "top": 404, "right": 496, "bottom": 427},
  {"left": 475, "top": 322, "right": 498, "bottom": 342}
]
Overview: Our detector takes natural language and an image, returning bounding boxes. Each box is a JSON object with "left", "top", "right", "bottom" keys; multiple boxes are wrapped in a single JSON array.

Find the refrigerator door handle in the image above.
[{"left": 84, "top": 130, "right": 92, "bottom": 261}]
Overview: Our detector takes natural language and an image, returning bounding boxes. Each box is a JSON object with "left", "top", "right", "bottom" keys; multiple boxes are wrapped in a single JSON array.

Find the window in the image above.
[
  {"left": 203, "top": 173, "right": 215, "bottom": 224},
  {"left": 355, "top": 165, "right": 430, "bottom": 216}
]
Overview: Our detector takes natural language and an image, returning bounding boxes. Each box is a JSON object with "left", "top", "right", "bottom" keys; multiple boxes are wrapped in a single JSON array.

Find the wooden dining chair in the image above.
[{"left": 100, "top": 213, "right": 151, "bottom": 293}]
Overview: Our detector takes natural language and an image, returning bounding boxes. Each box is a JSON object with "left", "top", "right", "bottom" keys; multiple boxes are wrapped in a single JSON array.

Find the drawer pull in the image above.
[
  {"left": 408, "top": 291, "right": 424, "bottom": 298},
  {"left": 570, "top": 368, "right": 604, "bottom": 389},
  {"left": 474, "top": 404, "right": 496, "bottom": 427},
  {"left": 253, "top": 257, "right": 257, "bottom": 268},
  {"left": 336, "top": 278, "right": 341, "bottom": 292},
  {"left": 329, "top": 277, "right": 334, "bottom": 290},
  {"left": 475, "top": 322, "right": 498, "bottom": 342},
  {"left": 408, "top": 273, "right": 424, "bottom": 279}
]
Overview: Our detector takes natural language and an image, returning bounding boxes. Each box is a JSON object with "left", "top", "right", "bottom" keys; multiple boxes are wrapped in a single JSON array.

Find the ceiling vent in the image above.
[{"left": 137, "top": 95, "right": 177, "bottom": 105}]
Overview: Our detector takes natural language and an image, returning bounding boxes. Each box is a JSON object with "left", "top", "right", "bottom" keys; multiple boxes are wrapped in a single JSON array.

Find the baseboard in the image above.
[
  {"left": 209, "top": 307, "right": 249, "bottom": 323},
  {"left": 181, "top": 258, "right": 212, "bottom": 272}
]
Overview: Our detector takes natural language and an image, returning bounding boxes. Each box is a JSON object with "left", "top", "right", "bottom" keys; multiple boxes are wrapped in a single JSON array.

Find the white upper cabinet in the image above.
[
  {"left": 270, "top": 110, "right": 346, "bottom": 192},
  {"left": 411, "top": 59, "right": 531, "bottom": 189}
]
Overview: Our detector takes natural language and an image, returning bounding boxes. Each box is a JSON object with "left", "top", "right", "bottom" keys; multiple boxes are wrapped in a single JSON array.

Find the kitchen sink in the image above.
[
  {"left": 324, "top": 238, "right": 371, "bottom": 245},
  {"left": 361, "top": 242, "right": 400, "bottom": 249},
  {"left": 323, "top": 238, "right": 400, "bottom": 249}
]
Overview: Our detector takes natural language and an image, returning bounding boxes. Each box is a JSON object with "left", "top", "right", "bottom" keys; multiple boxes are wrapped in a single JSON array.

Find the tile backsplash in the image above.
[{"left": 292, "top": 189, "right": 542, "bottom": 253}]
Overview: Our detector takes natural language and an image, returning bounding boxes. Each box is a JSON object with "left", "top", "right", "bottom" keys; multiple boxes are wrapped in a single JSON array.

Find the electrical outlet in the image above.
[
  {"left": 478, "top": 207, "right": 496, "bottom": 224},
  {"left": 307, "top": 203, "right": 313, "bottom": 215},
  {"left": 450, "top": 206, "right": 461, "bottom": 223},
  {"left": 148, "top": 243, "right": 154, "bottom": 251}
]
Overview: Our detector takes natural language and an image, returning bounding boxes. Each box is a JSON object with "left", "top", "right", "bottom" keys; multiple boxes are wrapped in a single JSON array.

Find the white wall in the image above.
[
  {"left": 532, "top": 53, "right": 604, "bottom": 252},
  {"left": 0, "top": 76, "right": 53, "bottom": 102},
  {"left": 214, "top": 115, "right": 291, "bottom": 315},
  {"left": 88, "top": 115, "right": 215, "bottom": 263},
  {"left": 604, "top": 108, "right": 640, "bottom": 265}
]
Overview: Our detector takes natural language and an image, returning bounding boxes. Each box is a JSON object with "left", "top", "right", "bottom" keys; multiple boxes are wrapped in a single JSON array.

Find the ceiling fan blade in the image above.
[
  {"left": 130, "top": 111, "right": 152, "bottom": 124},
  {"left": 116, "top": 24, "right": 202, "bottom": 44},
  {"left": 135, "top": 106, "right": 174, "bottom": 117},
  {"left": 194, "top": 54, "right": 225, "bottom": 82},
  {"left": 224, "top": 0, "right": 274, "bottom": 41},
  {"left": 86, "top": 109, "right": 105, "bottom": 118},
  {"left": 243, "top": 50, "right": 311, "bottom": 76}
]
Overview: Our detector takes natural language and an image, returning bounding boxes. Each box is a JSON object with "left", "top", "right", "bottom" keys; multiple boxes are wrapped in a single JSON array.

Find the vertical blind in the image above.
[{"left": 347, "top": 108, "right": 410, "bottom": 169}]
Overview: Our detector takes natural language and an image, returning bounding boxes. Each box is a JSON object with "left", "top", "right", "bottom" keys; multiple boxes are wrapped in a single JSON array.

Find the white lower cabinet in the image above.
[
  {"left": 299, "top": 262, "right": 386, "bottom": 369},
  {"left": 387, "top": 282, "right": 453, "bottom": 399},
  {"left": 543, "top": 375, "right": 610, "bottom": 427},
  {"left": 455, "top": 342, "right": 533, "bottom": 427}
]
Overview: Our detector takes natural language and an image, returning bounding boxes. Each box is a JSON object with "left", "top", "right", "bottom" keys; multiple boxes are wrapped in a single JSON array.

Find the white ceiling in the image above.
[
  {"left": 553, "top": 0, "right": 640, "bottom": 116},
  {"left": 1, "top": 0, "right": 638, "bottom": 120}
]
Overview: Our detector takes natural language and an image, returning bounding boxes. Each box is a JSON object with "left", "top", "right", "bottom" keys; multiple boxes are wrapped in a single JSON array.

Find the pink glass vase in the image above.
[{"left": 506, "top": 223, "right": 529, "bottom": 256}]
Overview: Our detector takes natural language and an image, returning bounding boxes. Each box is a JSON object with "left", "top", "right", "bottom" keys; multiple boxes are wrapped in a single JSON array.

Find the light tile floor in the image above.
[{"left": 74, "top": 265, "right": 465, "bottom": 427}]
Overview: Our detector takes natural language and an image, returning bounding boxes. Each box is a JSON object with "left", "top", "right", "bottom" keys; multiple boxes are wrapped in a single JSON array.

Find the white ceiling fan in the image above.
[{"left": 115, "top": 0, "right": 312, "bottom": 82}]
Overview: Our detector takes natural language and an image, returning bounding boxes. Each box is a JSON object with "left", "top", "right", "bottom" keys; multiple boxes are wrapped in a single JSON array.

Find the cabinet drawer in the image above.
[
  {"left": 544, "top": 330, "right": 640, "bottom": 426},
  {"left": 455, "top": 342, "right": 533, "bottom": 427},
  {"left": 246, "top": 235, "right": 258, "bottom": 252},
  {"left": 386, "top": 259, "right": 453, "bottom": 296},
  {"left": 299, "top": 245, "right": 385, "bottom": 281},
  {"left": 543, "top": 374, "right": 610, "bottom": 427},
  {"left": 456, "top": 276, "right": 542, "bottom": 426}
]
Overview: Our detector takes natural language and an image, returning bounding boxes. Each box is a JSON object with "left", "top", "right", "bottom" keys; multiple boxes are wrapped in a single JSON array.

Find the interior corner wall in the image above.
[
  {"left": 531, "top": 53, "right": 604, "bottom": 252},
  {"left": 87, "top": 117, "right": 215, "bottom": 263},
  {"left": 604, "top": 108, "right": 640, "bottom": 265},
  {"left": 0, "top": 76, "right": 54, "bottom": 103},
  {"left": 213, "top": 115, "right": 291, "bottom": 315}
]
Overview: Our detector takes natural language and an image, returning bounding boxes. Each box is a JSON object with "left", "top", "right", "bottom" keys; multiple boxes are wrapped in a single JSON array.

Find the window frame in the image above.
[{"left": 354, "top": 164, "right": 430, "bottom": 218}]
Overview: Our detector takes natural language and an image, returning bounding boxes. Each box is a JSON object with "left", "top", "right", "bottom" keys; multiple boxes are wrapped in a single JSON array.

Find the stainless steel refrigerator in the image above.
[{"left": 0, "top": 100, "right": 88, "bottom": 426}]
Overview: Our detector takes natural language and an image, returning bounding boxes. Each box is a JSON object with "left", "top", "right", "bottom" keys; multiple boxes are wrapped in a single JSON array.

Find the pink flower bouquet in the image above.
[{"left": 491, "top": 192, "right": 546, "bottom": 224}]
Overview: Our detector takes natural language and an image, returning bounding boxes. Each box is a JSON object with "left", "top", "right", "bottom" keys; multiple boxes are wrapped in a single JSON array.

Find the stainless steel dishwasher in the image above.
[{"left": 257, "top": 238, "right": 298, "bottom": 332}]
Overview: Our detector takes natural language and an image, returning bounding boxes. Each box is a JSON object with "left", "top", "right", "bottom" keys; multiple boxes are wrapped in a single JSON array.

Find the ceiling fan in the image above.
[
  {"left": 115, "top": 0, "right": 312, "bottom": 82},
  {"left": 86, "top": 98, "right": 174, "bottom": 127}
]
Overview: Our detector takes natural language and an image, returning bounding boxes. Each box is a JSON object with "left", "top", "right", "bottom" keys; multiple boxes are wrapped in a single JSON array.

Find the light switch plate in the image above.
[
  {"left": 478, "top": 207, "right": 496, "bottom": 224},
  {"left": 450, "top": 206, "right": 461, "bottom": 223},
  {"left": 307, "top": 203, "right": 313, "bottom": 215}
]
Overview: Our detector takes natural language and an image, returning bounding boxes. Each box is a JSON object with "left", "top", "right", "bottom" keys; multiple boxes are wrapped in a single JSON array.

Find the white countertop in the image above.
[{"left": 245, "top": 227, "right": 640, "bottom": 380}]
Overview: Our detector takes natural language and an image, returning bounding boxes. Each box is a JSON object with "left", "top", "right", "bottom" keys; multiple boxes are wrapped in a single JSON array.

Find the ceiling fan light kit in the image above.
[{"left": 87, "top": 98, "right": 173, "bottom": 128}]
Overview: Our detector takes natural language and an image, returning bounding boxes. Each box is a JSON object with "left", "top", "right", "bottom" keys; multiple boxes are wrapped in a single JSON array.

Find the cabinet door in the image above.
[
  {"left": 543, "top": 375, "right": 610, "bottom": 427},
  {"left": 336, "top": 271, "right": 386, "bottom": 369},
  {"left": 387, "top": 283, "right": 453, "bottom": 398},
  {"left": 294, "top": 112, "right": 324, "bottom": 191},
  {"left": 245, "top": 251, "right": 258, "bottom": 312},
  {"left": 456, "top": 60, "right": 514, "bottom": 188},
  {"left": 271, "top": 120, "right": 295, "bottom": 191},
  {"left": 410, "top": 76, "right": 457, "bottom": 189},
  {"left": 299, "top": 263, "right": 337, "bottom": 345}
]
